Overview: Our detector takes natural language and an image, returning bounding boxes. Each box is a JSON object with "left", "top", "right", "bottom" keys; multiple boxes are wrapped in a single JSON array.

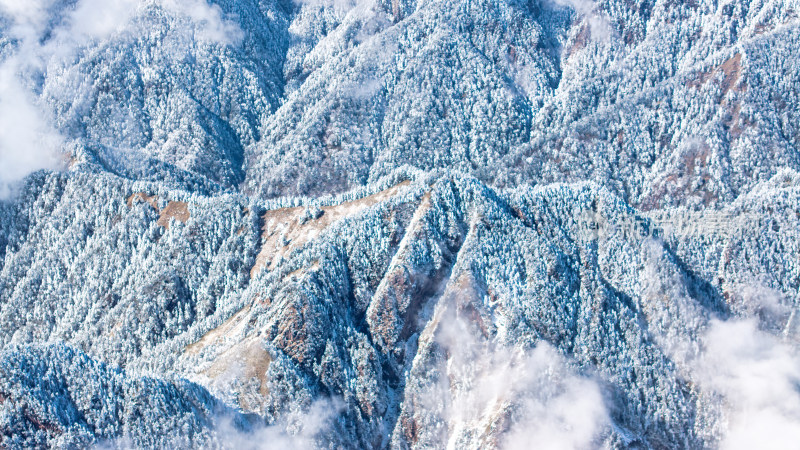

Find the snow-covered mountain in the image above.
[{"left": 0, "top": 0, "right": 799, "bottom": 448}]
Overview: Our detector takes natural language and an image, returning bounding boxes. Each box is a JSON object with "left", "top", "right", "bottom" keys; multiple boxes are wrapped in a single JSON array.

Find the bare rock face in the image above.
[{"left": 1, "top": 0, "right": 800, "bottom": 448}]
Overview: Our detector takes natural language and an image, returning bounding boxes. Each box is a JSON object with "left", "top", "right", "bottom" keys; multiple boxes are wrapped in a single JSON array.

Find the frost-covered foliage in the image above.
[
  {"left": 3, "top": 0, "right": 798, "bottom": 201},
  {"left": 0, "top": 343, "right": 347, "bottom": 448},
  {"left": 0, "top": 343, "right": 230, "bottom": 448},
  {"left": 1, "top": 0, "right": 800, "bottom": 448},
  {"left": 243, "top": 0, "right": 800, "bottom": 204},
  {"left": 2, "top": 169, "right": 799, "bottom": 447},
  {"left": 1, "top": 0, "right": 289, "bottom": 191}
]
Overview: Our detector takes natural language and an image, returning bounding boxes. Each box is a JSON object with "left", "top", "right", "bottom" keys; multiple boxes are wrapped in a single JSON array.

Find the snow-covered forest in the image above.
[{"left": 0, "top": 0, "right": 799, "bottom": 448}]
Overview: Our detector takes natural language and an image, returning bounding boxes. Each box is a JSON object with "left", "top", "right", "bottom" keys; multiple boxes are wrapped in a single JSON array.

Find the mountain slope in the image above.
[
  {"left": 2, "top": 165, "right": 799, "bottom": 447},
  {"left": 1, "top": 0, "right": 800, "bottom": 448}
]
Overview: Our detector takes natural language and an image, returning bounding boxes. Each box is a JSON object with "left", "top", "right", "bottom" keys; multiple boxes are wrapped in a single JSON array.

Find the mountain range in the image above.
[{"left": 0, "top": 0, "right": 799, "bottom": 448}]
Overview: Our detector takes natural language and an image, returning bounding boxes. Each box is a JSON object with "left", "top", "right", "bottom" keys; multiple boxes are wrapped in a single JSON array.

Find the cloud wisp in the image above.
[
  {"left": 547, "top": 0, "right": 614, "bottom": 42},
  {"left": 0, "top": 58, "right": 64, "bottom": 199},
  {"left": 639, "top": 241, "right": 800, "bottom": 449},
  {"left": 695, "top": 318, "right": 800, "bottom": 450},
  {"left": 422, "top": 304, "right": 609, "bottom": 449},
  {"left": 0, "top": 0, "right": 242, "bottom": 199},
  {"left": 213, "top": 397, "right": 344, "bottom": 450}
]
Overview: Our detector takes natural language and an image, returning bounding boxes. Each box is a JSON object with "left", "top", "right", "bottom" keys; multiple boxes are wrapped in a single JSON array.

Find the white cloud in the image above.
[
  {"left": 0, "top": 0, "right": 57, "bottom": 40},
  {"left": 160, "top": 0, "right": 244, "bottom": 45},
  {"left": 54, "top": 0, "right": 243, "bottom": 49},
  {"left": 500, "top": 346, "right": 609, "bottom": 450},
  {"left": 65, "top": 0, "right": 141, "bottom": 42},
  {"left": 0, "top": 58, "right": 63, "bottom": 199},
  {"left": 695, "top": 318, "right": 800, "bottom": 450},
  {"left": 346, "top": 77, "right": 382, "bottom": 100},
  {"left": 641, "top": 253, "right": 800, "bottom": 450},
  {"left": 213, "top": 397, "right": 344, "bottom": 450},
  {"left": 0, "top": 0, "right": 243, "bottom": 198},
  {"left": 424, "top": 307, "right": 609, "bottom": 449},
  {"left": 548, "top": 0, "right": 614, "bottom": 42}
]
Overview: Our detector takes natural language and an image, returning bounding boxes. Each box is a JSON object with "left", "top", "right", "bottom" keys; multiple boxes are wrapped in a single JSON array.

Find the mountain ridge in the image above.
[{"left": 1, "top": 0, "right": 799, "bottom": 447}]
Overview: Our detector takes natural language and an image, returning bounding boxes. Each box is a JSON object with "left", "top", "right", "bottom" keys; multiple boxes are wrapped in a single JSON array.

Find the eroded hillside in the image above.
[{"left": 1, "top": 0, "right": 799, "bottom": 448}]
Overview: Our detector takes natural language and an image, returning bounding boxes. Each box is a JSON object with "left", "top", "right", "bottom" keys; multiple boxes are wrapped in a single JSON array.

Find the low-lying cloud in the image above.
[
  {"left": 160, "top": 0, "right": 244, "bottom": 45},
  {"left": 0, "top": 0, "right": 242, "bottom": 199},
  {"left": 213, "top": 397, "right": 344, "bottom": 450},
  {"left": 640, "top": 241, "right": 800, "bottom": 449},
  {"left": 426, "top": 306, "right": 609, "bottom": 449},
  {"left": 0, "top": 59, "right": 64, "bottom": 199},
  {"left": 695, "top": 318, "right": 800, "bottom": 450},
  {"left": 548, "top": 0, "right": 614, "bottom": 42}
]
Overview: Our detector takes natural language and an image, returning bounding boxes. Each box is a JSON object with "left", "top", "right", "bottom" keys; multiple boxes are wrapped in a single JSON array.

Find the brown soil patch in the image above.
[
  {"left": 283, "top": 262, "right": 319, "bottom": 282},
  {"left": 126, "top": 192, "right": 158, "bottom": 210},
  {"left": 566, "top": 23, "right": 590, "bottom": 58},
  {"left": 186, "top": 307, "right": 272, "bottom": 405},
  {"left": 126, "top": 194, "right": 191, "bottom": 229},
  {"left": 250, "top": 181, "right": 412, "bottom": 276},
  {"left": 724, "top": 100, "right": 757, "bottom": 138},
  {"left": 273, "top": 301, "right": 314, "bottom": 364},
  {"left": 718, "top": 53, "right": 744, "bottom": 95},
  {"left": 204, "top": 336, "right": 272, "bottom": 398},
  {"left": 683, "top": 145, "right": 711, "bottom": 174},
  {"left": 688, "top": 53, "right": 746, "bottom": 97},
  {"left": 185, "top": 306, "right": 252, "bottom": 356},
  {"left": 366, "top": 191, "right": 439, "bottom": 349},
  {"left": 450, "top": 271, "right": 491, "bottom": 338},
  {"left": 157, "top": 201, "right": 190, "bottom": 229}
]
